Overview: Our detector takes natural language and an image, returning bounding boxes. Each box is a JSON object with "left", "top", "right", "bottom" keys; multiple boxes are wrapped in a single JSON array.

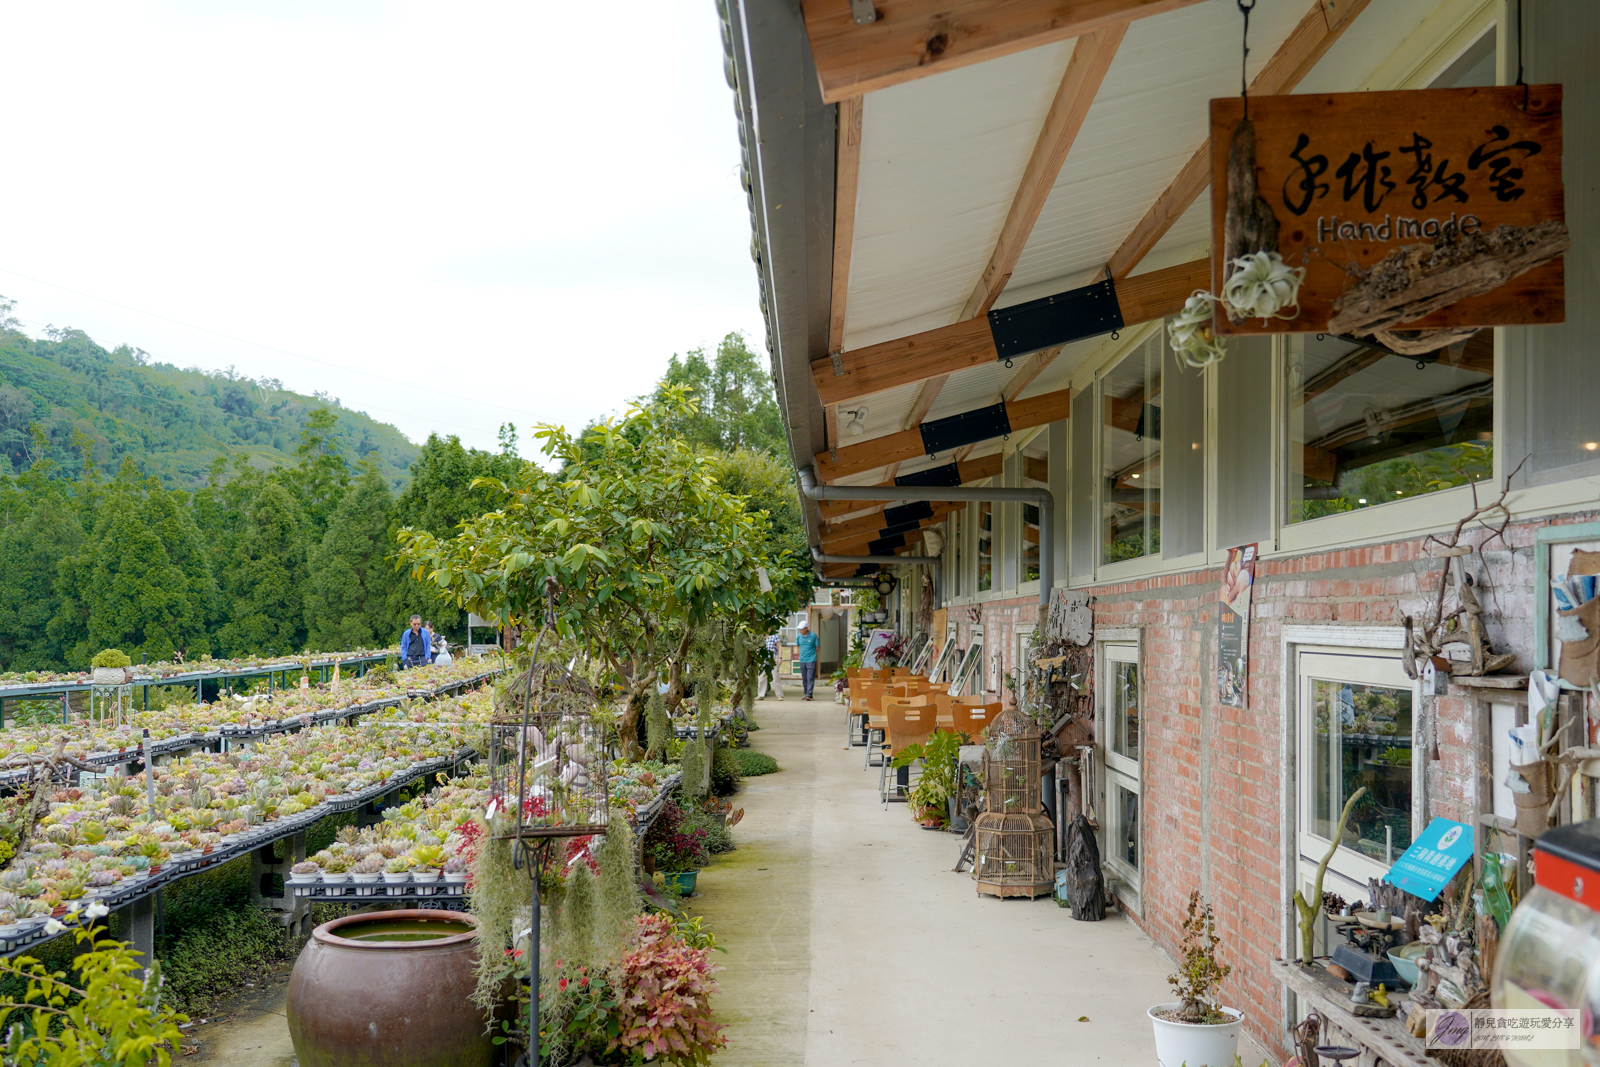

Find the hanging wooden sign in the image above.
[{"left": 1208, "top": 84, "right": 1565, "bottom": 339}]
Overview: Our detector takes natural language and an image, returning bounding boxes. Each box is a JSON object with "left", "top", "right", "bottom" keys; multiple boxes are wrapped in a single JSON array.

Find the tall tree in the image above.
[
  {"left": 140, "top": 476, "right": 217, "bottom": 653},
  {"left": 305, "top": 461, "right": 395, "bottom": 650},
  {"left": 0, "top": 463, "right": 82, "bottom": 670},
  {"left": 649, "top": 333, "right": 784, "bottom": 457},
  {"left": 290, "top": 407, "right": 351, "bottom": 541},
  {"left": 215, "top": 480, "right": 307, "bottom": 656}
]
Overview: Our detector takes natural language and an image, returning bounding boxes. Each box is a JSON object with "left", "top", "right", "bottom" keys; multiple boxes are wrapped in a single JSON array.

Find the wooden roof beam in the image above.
[
  {"left": 821, "top": 501, "right": 963, "bottom": 543},
  {"left": 960, "top": 24, "right": 1126, "bottom": 319},
  {"left": 1106, "top": 0, "right": 1372, "bottom": 279},
  {"left": 813, "top": 257, "right": 1206, "bottom": 407},
  {"left": 802, "top": 0, "right": 1205, "bottom": 103},
  {"left": 815, "top": 388, "right": 1071, "bottom": 481}
]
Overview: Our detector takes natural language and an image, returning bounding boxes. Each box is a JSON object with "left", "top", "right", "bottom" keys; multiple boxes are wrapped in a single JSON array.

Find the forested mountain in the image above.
[
  {"left": 0, "top": 300, "right": 418, "bottom": 491},
  {"left": 0, "top": 323, "right": 806, "bottom": 673}
]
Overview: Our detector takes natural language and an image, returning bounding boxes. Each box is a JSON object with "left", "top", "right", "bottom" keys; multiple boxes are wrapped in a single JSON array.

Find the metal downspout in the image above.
[{"left": 798, "top": 466, "right": 1054, "bottom": 621}]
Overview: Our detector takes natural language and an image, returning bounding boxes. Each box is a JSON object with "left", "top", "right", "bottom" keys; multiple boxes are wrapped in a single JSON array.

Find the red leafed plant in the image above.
[{"left": 607, "top": 914, "right": 726, "bottom": 1065}]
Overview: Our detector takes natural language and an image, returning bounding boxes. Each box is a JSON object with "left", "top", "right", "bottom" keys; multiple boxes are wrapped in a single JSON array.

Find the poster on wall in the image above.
[
  {"left": 1217, "top": 544, "right": 1258, "bottom": 708},
  {"left": 1208, "top": 84, "right": 1565, "bottom": 337}
]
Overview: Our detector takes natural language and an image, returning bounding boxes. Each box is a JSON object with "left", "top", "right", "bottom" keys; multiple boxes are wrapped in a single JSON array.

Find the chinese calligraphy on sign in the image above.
[{"left": 1209, "top": 84, "right": 1564, "bottom": 335}]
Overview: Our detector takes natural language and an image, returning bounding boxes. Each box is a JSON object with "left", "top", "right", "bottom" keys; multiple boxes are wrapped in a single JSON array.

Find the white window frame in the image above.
[
  {"left": 1097, "top": 628, "right": 1143, "bottom": 911},
  {"left": 951, "top": 627, "right": 984, "bottom": 698},
  {"left": 1276, "top": 624, "right": 1411, "bottom": 959}
]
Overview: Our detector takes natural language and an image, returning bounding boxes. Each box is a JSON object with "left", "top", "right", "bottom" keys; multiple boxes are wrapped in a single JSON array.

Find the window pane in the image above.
[
  {"left": 977, "top": 502, "right": 992, "bottom": 592},
  {"left": 1113, "top": 781, "right": 1140, "bottom": 870},
  {"left": 1287, "top": 332, "right": 1493, "bottom": 524},
  {"left": 1309, "top": 677, "right": 1413, "bottom": 864},
  {"left": 1020, "top": 441, "right": 1046, "bottom": 582},
  {"left": 1102, "top": 339, "right": 1162, "bottom": 563},
  {"left": 1111, "top": 659, "right": 1139, "bottom": 761}
]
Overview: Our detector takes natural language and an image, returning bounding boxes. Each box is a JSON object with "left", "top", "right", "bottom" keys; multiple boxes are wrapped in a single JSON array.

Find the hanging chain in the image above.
[
  {"left": 1238, "top": 0, "right": 1255, "bottom": 120},
  {"left": 1514, "top": 0, "right": 1528, "bottom": 109}
]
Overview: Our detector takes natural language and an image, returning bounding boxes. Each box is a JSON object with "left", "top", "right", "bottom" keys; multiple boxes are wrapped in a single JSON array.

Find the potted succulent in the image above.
[
  {"left": 288, "top": 860, "right": 320, "bottom": 894},
  {"left": 382, "top": 856, "right": 411, "bottom": 895},
  {"left": 1148, "top": 891, "right": 1242, "bottom": 1067},
  {"left": 350, "top": 853, "right": 383, "bottom": 894},
  {"left": 91, "top": 649, "right": 132, "bottom": 687},
  {"left": 441, "top": 856, "right": 468, "bottom": 888},
  {"left": 321, "top": 854, "right": 351, "bottom": 895},
  {"left": 410, "top": 845, "right": 445, "bottom": 887}
]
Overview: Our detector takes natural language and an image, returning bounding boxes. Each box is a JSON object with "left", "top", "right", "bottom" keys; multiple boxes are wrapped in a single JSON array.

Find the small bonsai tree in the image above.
[
  {"left": 1167, "top": 890, "right": 1232, "bottom": 1024},
  {"left": 91, "top": 649, "right": 131, "bottom": 670}
]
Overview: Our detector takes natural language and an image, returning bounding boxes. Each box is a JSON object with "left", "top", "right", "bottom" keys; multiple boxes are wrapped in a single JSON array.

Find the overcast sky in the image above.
[{"left": 0, "top": 0, "right": 763, "bottom": 453}]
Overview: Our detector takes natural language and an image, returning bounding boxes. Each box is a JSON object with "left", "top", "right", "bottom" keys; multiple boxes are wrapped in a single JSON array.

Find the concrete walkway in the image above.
[{"left": 693, "top": 694, "right": 1274, "bottom": 1067}]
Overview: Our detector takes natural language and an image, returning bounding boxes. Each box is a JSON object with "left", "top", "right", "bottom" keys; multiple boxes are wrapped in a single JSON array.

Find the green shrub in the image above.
[
  {"left": 91, "top": 649, "right": 131, "bottom": 669},
  {"left": 733, "top": 750, "right": 779, "bottom": 777},
  {"left": 681, "top": 810, "right": 734, "bottom": 855},
  {"left": 709, "top": 747, "right": 742, "bottom": 797}
]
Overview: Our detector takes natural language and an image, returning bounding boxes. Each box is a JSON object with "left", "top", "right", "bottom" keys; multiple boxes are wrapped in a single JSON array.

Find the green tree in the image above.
[
  {"left": 305, "top": 461, "right": 396, "bottom": 650},
  {"left": 0, "top": 471, "right": 82, "bottom": 670},
  {"left": 215, "top": 480, "right": 307, "bottom": 656},
  {"left": 396, "top": 391, "right": 800, "bottom": 756},
  {"left": 648, "top": 333, "right": 784, "bottom": 456},
  {"left": 289, "top": 407, "right": 351, "bottom": 541},
  {"left": 139, "top": 477, "right": 217, "bottom": 654},
  {"left": 67, "top": 477, "right": 203, "bottom": 664}
]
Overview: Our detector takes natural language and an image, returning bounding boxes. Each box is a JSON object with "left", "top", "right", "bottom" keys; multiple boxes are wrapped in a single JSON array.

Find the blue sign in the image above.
[{"left": 1384, "top": 818, "right": 1474, "bottom": 901}]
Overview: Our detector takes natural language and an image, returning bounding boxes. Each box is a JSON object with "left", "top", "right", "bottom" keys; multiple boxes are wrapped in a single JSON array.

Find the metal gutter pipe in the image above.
[{"left": 798, "top": 466, "right": 1054, "bottom": 618}]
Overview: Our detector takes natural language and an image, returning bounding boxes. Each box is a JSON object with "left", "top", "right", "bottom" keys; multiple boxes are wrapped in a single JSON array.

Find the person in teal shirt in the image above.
[{"left": 796, "top": 622, "right": 819, "bottom": 700}]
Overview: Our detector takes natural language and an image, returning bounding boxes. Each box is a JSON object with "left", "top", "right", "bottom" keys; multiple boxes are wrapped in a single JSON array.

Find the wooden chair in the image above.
[
  {"left": 950, "top": 698, "right": 1000, "bottom": 741},
  {"left": 857, "top": 682, "right": 892, "bottom": 765},
  {"left": 879, "top": 696, "right": 935, "bottom": 804}
]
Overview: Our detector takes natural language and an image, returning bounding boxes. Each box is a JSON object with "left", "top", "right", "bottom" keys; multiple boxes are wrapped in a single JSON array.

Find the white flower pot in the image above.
[
  {"left": 382, "top": 871, "right": 410, "bottom": 895},
  {"left": 412, "top": 871, "right": 440, "bottom": 885},
  {"left": 321, "top": 872, "right": 349, "bottom": 896},
  {"left": 92, "top": 667, "right": 129, "bottom": 686},
  {"left": 1148, "top": 1004, "right": 1242, "bottom": 1067}
]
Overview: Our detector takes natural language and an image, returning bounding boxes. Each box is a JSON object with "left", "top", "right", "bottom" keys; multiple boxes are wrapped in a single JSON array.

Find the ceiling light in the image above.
[
  {"left": 845, "top": 406, "right": 869, "bottom": 436},
  {"left": 1586, "top": 442, "right": 1599, "bottom": 452},
  {"left": 1130, "top": 473, "right": 1140, "bottom": 479}
]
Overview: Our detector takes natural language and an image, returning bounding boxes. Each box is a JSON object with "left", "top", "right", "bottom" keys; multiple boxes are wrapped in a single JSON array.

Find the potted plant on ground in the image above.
[
  {"left": 1148, "top": 891, "right": 1242, "bottom": 1067},
  {"left": 890, "top": 729, "right": 965, "bottom": 827},
  {"left": 643, "top": 800, "right": 710, "bottom": 896}
]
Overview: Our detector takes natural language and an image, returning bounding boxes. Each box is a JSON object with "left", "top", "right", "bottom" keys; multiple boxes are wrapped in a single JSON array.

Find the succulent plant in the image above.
[
  {"left": 290, "top": 860, "right": 320, "bottom": 875},
  {"left": 351, "top": 854, "right": 384, "bottom": 875}
]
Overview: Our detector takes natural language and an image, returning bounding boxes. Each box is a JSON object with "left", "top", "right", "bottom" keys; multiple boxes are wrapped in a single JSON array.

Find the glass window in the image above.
[
  {"left": 1020, "top": 441, "right": 1046, "bottom": 583},
  {"left": 1110, "top": 780, "right": 1140, "bottom": 871},
  {"left": 976, "top": 502, "right": 993, "bottom": 592},
  {"left": 1102, "top": 339, "right": 1162, "bottom": 563},
  {"left": 1287, "top": 331, "right": 1493, "bottom": 524},
  {"left": 950, "top": 510, "right": 963, "bottom": 598},
  {"left": 1298, "top": 652, "right": 1415, "bottom": 890},
  {"left": 1110, "top": 658, "right": 1139, "bottom": 762}
]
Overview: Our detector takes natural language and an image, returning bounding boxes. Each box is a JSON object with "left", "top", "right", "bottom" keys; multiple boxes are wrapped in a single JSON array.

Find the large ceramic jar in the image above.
[{"left": 286, "top": 909, "right": 494, "bottom": 1067}]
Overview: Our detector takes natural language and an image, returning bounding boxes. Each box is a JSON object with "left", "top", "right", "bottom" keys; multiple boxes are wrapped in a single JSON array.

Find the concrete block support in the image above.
[
  {"left": 115, "top": 894, "right": 157, "bottom": 981},
  {"left": 250, "top": 831, "right": 310, "bottom": 936}
]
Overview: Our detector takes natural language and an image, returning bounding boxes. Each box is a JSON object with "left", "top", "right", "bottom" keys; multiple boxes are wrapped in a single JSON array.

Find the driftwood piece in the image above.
[
  {"left": 1222, "top": 117, "right": 1280, "bottom": 323},
  {"left": 1370, "top": 325, "right": 1483, "bottom": 356},
  {"left": 1329, "top": 221, "right": 1569, "bottom": 336},
  {"left": 1065, "top": 813, "right": 1106, "bottom": 921}
]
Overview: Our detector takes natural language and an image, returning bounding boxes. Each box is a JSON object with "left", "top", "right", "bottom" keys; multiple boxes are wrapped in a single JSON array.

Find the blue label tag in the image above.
[{"left": 1383, "top": 818, "right": 1474, "bottom": 901}]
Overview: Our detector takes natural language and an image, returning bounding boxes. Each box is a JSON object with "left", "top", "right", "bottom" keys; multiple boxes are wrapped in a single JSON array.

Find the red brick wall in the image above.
[{"left": 956, "top": 510, "right": 1598, "bottom": 1059}]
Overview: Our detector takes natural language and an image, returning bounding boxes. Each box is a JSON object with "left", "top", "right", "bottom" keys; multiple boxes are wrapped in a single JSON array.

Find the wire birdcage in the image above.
[
  {"left": 973, "top": 705, "right": 1054, "bottom": 899},
  {"left": 487, "top": 586, "right": 610, "bottom": 841}
]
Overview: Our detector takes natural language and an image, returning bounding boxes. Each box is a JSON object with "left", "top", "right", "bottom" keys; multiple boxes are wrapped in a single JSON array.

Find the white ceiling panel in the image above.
[
  {"left": 1000, "top": 1, "right": 1307, "bottom": 302},
  {"left": 843, "top": 40, "right": 1076, "bottom": 350}
]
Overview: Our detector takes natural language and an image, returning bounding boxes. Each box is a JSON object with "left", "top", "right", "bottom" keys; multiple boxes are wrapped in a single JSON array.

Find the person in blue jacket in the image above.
[
  {"left": 400, "top": 614, "right": 431, "bottom": 669},
  {"left": 796, "top": 621, "right": 819, "bottom": 700}
]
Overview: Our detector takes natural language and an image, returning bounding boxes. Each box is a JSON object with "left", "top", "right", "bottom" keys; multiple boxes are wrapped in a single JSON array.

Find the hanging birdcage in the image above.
[
  {"left": 973, "top": 705, "right": 1054, "bottom": 899},
  {"left": 486, "top": 584, "right": 610, "bottom": 842}
]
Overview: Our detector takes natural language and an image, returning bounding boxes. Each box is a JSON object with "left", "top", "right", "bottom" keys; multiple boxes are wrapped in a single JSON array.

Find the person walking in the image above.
[
  {"left": 400, "top": 614, "right": 431, "bottom": 670},
  {"left": 756, "top": 632, "right": 784, "bottom": 700},
  {"left": 796, "top": 621, "right": 819, "bottom": 701}
]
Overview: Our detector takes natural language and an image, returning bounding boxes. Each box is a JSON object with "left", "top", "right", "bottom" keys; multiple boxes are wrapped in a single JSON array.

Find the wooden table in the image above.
[{"left": 1271, "top": 958, "right": 1430, "bottom": 1067}]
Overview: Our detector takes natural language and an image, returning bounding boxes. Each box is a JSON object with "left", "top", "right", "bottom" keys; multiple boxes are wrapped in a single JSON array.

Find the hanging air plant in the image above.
[
  {"left": 1220, "top": 251, "right": 1304, "bottom": 323},
  {"left": 1167, "top": 293, "right": 1227, "bottom": 369}
]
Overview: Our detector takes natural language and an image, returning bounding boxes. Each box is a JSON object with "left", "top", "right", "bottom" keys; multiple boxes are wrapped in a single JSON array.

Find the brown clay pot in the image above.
[{"left": 286, "top": 909, "right": 494, "bottom": 1067}]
